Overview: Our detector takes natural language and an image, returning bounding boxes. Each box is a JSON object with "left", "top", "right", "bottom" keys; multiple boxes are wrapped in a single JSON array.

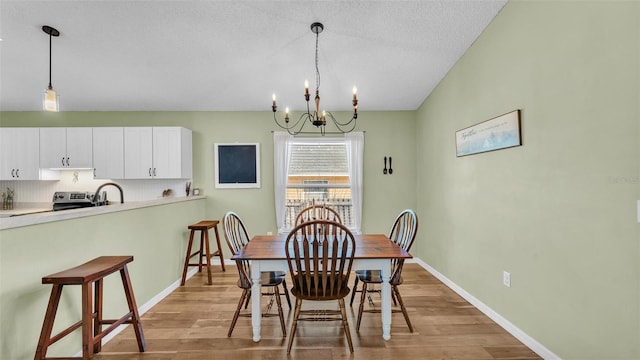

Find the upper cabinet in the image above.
[
  {"left": 0, "top": 128, "right": 41, "bottom": 180},
  {"left": 124, "top": 127, "right": 192, "bottom": 179},
  {"left": 92, "top": 127, "right": 124, "bottom": 179},
  {"left": 40, "top": 127, "right": 93, "bottom": 168}
]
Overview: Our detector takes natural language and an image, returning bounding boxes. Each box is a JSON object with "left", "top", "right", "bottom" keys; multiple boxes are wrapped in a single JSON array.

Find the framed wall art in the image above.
[
  {"left": 214, "top": 143, "right": 260, "bottom": 188},
  {"left": 455, "top": 110, "right": 522, "bottom": 157}
]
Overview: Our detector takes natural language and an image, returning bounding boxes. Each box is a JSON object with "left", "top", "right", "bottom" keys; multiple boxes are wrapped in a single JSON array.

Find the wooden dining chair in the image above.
[
  {"left": 350, "top": 209, "right": 418, "bottom": 332},
  {"left": 285, "top": 220, "right": 356, "bottom": 353},
  {"left": 222, "top": 211, "right": 289, "bottom": 337},
  {"left": 294, "top": 203, "right": 342, "bottom": 226}
]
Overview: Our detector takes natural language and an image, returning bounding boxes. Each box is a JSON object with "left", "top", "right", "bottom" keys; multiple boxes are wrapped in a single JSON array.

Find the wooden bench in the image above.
[{"left": 34, "top": 256, "right": 146, "bottom": 360}]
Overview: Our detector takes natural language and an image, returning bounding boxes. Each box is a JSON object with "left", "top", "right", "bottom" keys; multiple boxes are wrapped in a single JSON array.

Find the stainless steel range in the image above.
[{"left": 52, "top": 191, "right": 106, "bottom": 211}]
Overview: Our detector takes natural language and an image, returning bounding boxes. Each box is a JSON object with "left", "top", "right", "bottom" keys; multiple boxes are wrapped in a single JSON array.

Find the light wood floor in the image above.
[{"left": 94, "top": 263, "right": 541, "bottom": 359}]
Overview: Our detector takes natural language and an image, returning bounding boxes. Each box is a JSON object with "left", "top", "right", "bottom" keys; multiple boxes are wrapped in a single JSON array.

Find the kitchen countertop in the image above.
[{"left": 0, "top": 195, "right": 206, "bottom": 230}]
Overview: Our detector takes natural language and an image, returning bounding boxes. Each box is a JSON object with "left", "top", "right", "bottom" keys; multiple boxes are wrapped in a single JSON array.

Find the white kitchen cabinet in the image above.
[
  {"left": 124, "top": 127, "right": 192, "bottom": 179},
  {"left": 92, "top": 127, "right": 124, "bottom": 179},
  {"left": 40, "top": 127, "right": 93, "bottom": 168},
  {"left": 0, "top": 128, "right": 41, "bottom": 180}
]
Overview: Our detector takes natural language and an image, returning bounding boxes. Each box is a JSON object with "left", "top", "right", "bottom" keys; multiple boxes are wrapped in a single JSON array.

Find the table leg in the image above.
[
  {"left": 250, "top": 260, "right": 262, "bottom": 342},
  {"left": 380, "top": 260, "right": 392, "bottom": 340}
]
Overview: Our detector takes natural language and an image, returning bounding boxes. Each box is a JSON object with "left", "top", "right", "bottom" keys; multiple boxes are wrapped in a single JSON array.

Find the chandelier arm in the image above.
[
  {"left": 325, "top": 112, "right": 358, "bottom": 133},
  {"left": 273, "top": 111, "right": 306, "bottom": 132}
]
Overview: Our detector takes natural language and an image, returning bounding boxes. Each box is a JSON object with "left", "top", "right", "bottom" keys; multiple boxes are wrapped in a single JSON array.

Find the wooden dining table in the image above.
[{"left": 232, "top": 233, "right": 412, "bottom": 342}]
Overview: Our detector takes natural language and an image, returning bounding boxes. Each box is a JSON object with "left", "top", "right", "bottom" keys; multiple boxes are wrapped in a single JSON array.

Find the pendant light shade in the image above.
[
  {"left": 43, "top": 86, "right": 58, "bottom": 112},
  {"left": 42, "top": 25, "right": 60, "bottom": 112}
]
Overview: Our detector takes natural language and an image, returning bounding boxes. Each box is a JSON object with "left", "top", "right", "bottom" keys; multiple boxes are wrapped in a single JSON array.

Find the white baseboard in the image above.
[{"left": 408, "top": 258, "right": 560, "bottom": 360}]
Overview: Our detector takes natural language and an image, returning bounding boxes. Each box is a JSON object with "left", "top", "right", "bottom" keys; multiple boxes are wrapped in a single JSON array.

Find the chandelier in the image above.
[{"left": 271, "top": 22, "right": 359, "bottom": 135}]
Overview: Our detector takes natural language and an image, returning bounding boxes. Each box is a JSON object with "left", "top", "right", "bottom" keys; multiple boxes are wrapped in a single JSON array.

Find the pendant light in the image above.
[{"left": 42, "top": 25, "right": 60, "bottom": 112}]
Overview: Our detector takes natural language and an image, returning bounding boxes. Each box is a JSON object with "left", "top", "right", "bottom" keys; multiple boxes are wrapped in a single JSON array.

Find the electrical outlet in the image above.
[
  {"left": 503, "top": 271, "right": 511, "bottom": 288},
  {"left": 267, "top": 231, "right": 273, "bottom": 236}
]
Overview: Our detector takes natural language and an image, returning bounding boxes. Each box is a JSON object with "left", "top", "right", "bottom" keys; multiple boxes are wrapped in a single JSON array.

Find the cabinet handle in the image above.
[
  {"left": 93, "top": 168, "right": 96, "bottom": 178},
  {"left": 149, "top": 168, "right": 152, "bottom": 177},
  {"left": 66, "top": 157, "right": 70, "bottom": 166},
  {"left": 153, "top": 168, "right": 156, "bottom": 176},
  {"left": 61, "top": 157, "right": 65, "bottom": 166},
  {"left": 15, "top": 169, "right": 19, "bottom": 178},
  {"left": 11, "top": 169, "right": 15, "bottom": 178}
]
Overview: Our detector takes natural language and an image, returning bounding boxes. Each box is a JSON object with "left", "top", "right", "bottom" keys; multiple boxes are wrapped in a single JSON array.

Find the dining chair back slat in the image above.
[{"left": 294, "top": 203, "right": 343, "bottom": 227}]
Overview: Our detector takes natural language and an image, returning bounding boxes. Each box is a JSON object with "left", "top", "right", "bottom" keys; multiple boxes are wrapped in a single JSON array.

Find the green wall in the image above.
[{"left": 415, "top": 1, "right": 640, "bottom": 359}]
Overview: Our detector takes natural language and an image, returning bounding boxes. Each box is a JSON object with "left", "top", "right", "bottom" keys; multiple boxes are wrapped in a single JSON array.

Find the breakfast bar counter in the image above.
[{"left": 0, "top": 195, "right": 205, "bottom": 230}]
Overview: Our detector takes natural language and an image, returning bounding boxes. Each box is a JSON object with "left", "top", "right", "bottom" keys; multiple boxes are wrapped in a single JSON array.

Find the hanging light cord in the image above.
[
  {"left": 315, "top": 30, "right": 320, "bottom": 93},
  {"left": 48, "top": 32, "right": 53, "bottom": 89}
]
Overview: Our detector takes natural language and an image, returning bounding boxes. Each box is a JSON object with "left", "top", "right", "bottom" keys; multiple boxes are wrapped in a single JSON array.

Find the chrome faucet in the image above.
[{"left": 92, "top": 182, "right": 124, "bottom": 205}]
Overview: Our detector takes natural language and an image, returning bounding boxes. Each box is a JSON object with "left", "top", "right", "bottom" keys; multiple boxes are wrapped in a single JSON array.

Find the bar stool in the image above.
[
  {"left": 34, "top": 256, "right": 146, "bottom": 360},
  {"left": 181, "top": 220, "right": 225, "bottom": 286}
]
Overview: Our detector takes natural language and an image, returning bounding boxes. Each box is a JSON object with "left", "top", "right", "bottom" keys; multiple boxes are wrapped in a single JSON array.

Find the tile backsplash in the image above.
[{"left": 0, "top": 170, "right": 192, "bottom": 204}]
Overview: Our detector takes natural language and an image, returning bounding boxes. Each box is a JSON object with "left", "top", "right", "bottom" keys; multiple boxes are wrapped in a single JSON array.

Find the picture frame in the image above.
[
  {"left": 214, "top": 143, "right": 261, "bottom": 188},
  {"left": 455, "top": 110, "right": 522, "bottom": 157}
]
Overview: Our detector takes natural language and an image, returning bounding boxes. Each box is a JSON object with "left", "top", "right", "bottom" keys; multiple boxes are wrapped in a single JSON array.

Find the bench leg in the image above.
[
  {"left": 34, "top": 284, "right": 63, "bottom": 360},
  {"left": 82, "top": 282, "right": 93, "bottom": 359},
  {"left": 94, "top": 279, "right": 103, "bottom": 354},
  {"left": 120, "top": 265, "right": 147, "bottom": 352}
]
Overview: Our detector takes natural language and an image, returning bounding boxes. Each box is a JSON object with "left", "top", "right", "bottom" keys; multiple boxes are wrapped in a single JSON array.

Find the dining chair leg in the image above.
[
  {"left": 338, "top": 298, "right": 354, "bottom": 353},
  {"left": 393, "top": 285, "right": 414, "bottom": 333},
  {"left": 287, "top": 298, "right": 303, "bottom": 354},
  {"left": 282, "top": 279, "right": 292, "bottom": 309},
  {"left": 391, "top": 286, "right": 398, "bottom": 306},
  {"left": 228, "top": 289, "right": 248, "bottom": 337},
  {"left": 274, "top": 285, "right": 286, "bottom": 337},
  {"left": 349, "top": 277, "right": 360, "bottom": 306},
  {"left": 356, "top": 282, "right": 368, "bottom": 332},
  {"left": 244, "top": 292, "right": 251, "bottom": 309}
]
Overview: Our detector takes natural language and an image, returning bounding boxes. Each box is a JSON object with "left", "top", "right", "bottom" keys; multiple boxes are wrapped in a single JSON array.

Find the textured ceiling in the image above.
[{"left": 0, "top": 0, "right": 507, "bottom": 112}]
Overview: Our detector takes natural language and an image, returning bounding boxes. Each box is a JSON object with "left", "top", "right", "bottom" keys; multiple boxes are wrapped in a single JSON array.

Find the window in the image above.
[
  {"left": 274, "top": 131, "right": 363, "bottom": 234},
  {"left": 284, "top": 139, "right": 352, "bottom": 229}
]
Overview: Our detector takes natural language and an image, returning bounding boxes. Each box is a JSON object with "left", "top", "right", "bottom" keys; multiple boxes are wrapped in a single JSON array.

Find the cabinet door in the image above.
[
  {"left": 39, "top": 128, "right": 66, "bottom": 168},
  {"left": 66, "top": 127, "right": 93, "bottom": 168},
  {"left": 152, "top": 127, "right": 181, "bottom": 179},
  {"left": 1, "top": 128, "right": 40, "bottom": 180},
  {"left": 93, "top": 127, "right": 124, "bottom": 179},
  {"left": 16, "top": 128, "right": 40, "bottom": 179},
  {"left": 124, "top": 127, "right": 153, "bottom": 179},
  {"left": 0, "top": 128, "right": 15, "bottom": 179},
  {"left": 152, "top": 127, "right": 192, "bottom": 179}
]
